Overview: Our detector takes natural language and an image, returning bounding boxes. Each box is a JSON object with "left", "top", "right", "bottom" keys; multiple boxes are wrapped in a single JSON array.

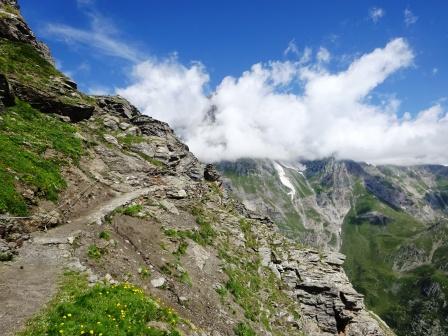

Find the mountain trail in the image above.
[{"left": 0, "top": 187, "right": 151, "bottom": 335}]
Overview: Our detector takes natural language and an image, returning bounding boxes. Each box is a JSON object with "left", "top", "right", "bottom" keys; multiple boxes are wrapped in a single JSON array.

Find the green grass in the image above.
[
  {"left": 118, "top": 134, "right": 146, "bottom": 146},
  {"left": 164, "top": 205, "right": 216, "bottom": 246},
  {"left": 224, "top": 261, "right": 262, "bottom": 321},
  {"left": 87, "top": 244, "right": 105, "bottom": 260},
  {"left": 117, "top": 204, "right": 143, "bottom": 217},
  {"left": 239, "top": 219, "right": 257, "bottom": 249},
  {"left": 173, "top": 241, "right": 188, "bottom": 257},
  {"left": 18, "top": 272, "right": 182, "bottom": 336},
  {"left": 0, "top": 39, "right": 61, "bottom": 86},
  {"left": 98, "top": 231, "right": 110, "bottom": 240},
  {"left": 189, "top": 206, "right": 216, "bottom": 245},
  {"left": 234, "top": 322, "right": 256, "bottom": 336},
  {"left": 0, "top": 39, "right": 94, "bottom": 106},
  {"left": 138, "top": 267, "right": 151, "bottom": 279},
  {"left": 0, "top": 100, "right": 83, "bottom": 215},
  {"left": 137, "top": 153, "right": 166, "bottom": 168},
  {"left": 435, "top": 177, "right": 448, "bottom": 190}
]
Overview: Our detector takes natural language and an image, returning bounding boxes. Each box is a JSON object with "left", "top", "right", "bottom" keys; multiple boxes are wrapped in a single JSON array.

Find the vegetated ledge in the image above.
[
  {"left": 1, "top": 0, "right": 94, "bottom": 121},
  {"left": 0, "top": 38, "right": 94, "bottom": 121}
]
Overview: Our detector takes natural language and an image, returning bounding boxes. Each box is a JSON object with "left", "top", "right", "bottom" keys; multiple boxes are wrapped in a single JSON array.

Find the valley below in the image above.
[{"left": 218, "top": 158, "right": 448, "bottom": 335}]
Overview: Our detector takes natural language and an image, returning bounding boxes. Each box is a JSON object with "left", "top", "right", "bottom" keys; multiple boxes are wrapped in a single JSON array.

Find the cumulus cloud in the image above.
[
  {"left": 404, "top": 8, "right": 418, "bottom": 26},
  {"left": 117, "top": 57, "right": 210, "bottom": 138},
  {"left": 369, "top": 7, "right": 385, "bottom": 23},
  {"left": 118, "top": 38, "right": 448, "bottom": 165}
]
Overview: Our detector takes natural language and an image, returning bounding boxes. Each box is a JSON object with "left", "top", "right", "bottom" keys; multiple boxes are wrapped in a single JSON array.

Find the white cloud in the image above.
[
  {"left": 300, "top": 47, "right": 312, "bottom": 64},
  {"left": 433, "top": 68, "right": 439, "bottom": 75},
  {"left": 284, "top": 39, "right": 299, "bottom": 57},
  {"left": 404, "top": 8, "right": 418, "bottom": 26},
  {"left": 44, "top": 14, "right": 141, "bottom": 62},
  {"left": 118, "top": 38, "right": 448, "bottom": 165},
  {"left": 316, "top": 47, "right": 330, "bottom": 63},
  {"left": 369, "top": 7, "right": 385, "bottom": 23},
  {"left": 116, "top": 57, "right": 210, "bottom": 138}
]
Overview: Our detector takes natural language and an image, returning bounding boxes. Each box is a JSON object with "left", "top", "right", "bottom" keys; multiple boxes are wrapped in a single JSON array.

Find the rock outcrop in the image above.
[
  {"left": 0, "top": 0, "right": 53, "bottom": 63},
  {"left": 256, "top": 228, "right": 388, "bottom": 335},
  {"left": 9, "top": 78, "right": 94, "bottom": 121},
  {"left": 0, "top": 72, "right": 14, "bottom": 111}
]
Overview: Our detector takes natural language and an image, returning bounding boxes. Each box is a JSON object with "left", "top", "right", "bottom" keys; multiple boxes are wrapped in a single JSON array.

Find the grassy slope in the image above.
[
  {"left": 18, "top": 272, "right": 183, "bottom": 336},
  {"left": 341, "top": 181, "right": 448, "bottom": 334},
  {"left": 0, "top": 100, "right": 83, "bottom": 215}
]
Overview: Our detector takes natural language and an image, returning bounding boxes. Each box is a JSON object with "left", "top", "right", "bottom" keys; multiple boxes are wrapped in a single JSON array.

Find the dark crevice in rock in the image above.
[
  {"left": 297, "top": 283, "right": 331, "bottom": 295},
  {"left": 0, "top": 73, "right": 14, "bottom": 111},
  {"left": 334, "top": 305, "right": 350, "bottom": 335}
]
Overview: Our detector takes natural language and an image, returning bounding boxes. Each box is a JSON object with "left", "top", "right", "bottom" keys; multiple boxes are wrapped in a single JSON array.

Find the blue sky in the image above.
[
  {"left": 20, "top": 0, "right": 447, "bottom": 113},
  {"left": 17, "top": 0, "right": 448, "bottom": 165}
]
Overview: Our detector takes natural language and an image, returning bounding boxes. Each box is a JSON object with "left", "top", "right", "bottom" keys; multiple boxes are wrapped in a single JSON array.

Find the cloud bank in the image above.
[{"left": 118, "top": 38, "right": 448, "bottom": 166}]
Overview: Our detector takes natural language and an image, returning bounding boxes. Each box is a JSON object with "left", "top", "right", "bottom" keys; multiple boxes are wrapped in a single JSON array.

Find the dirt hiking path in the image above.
[{"left": 0, "top": 188, "right": 150, "bottom": 336}]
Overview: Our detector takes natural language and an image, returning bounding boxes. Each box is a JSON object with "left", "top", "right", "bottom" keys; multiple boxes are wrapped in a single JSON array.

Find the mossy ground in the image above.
[
  {"left": 18, "top": 272, "right": 182, "bottom": 336},
  {"left": 0, "top": 99, "right": 83, "bottom": 215}
]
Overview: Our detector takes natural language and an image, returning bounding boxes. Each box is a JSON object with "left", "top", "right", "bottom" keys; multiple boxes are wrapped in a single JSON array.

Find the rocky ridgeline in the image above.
[{"left": 0, "top": 1, "right": 393, "bottom": 335}]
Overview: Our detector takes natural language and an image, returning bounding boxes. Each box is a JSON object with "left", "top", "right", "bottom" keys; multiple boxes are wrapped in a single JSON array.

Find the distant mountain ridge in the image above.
[{"left": 218, "top": 158, "right": 448, "bottom": 335}]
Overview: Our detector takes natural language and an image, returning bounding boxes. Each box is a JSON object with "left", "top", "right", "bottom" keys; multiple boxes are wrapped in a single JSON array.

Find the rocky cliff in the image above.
[{"left": 0, "top": 1, "right": 393, "bottom": 335}]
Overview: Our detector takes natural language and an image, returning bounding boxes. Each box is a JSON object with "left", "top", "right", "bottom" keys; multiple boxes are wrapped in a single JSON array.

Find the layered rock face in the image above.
[
  {"left": 256, "top": 230, "right": 388, "bottom": 336},
  {"left": 0, "top": 2, "right": 393, "bottom": 336}
]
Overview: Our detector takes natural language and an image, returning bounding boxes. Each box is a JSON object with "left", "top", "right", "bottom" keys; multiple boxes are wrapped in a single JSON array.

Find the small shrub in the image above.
[
  {"left": 87, "top": 244, "right": 104, "bottom": 259},
  {"left": 98, "top": 231, "right": 110, "bottom": 240},
  {"left": 179, "top": 271, "right": 192, "bottom": 286},
  {"left": 215, "top": 285, "right": 228, "bottom": 299},
  {"left": 138, "top": 267, "right": 151, "bottom": 279},
  {"left": 173, "top": 241, "right": 188, "bottom": 256},
  {"left": 234, "top": 322, "right": 256, "bottom": 336},
  {"left": 120, "top": 204, "right": 143, "bottom": 217},
  {"left": 137, "top": 152, "right": 165, "bottom": 167}
]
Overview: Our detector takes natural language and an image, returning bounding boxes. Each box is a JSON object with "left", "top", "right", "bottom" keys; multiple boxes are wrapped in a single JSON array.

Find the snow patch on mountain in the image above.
[{"left": 273, "top": 161, "right": 296, "bottom": 201}]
